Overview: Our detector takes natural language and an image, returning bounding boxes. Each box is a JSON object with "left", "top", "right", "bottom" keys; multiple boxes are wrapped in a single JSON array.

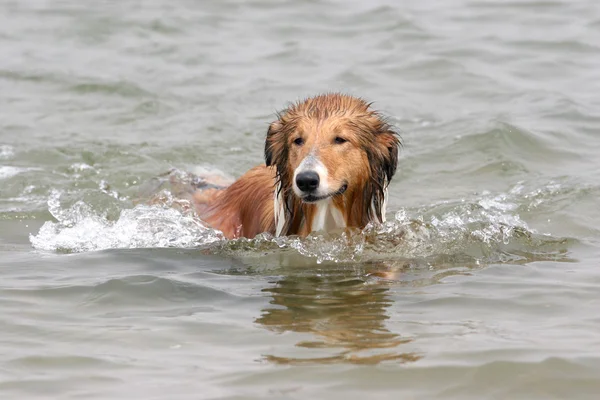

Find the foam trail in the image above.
[
  {"left": 31, "top": 190, "right": 223, "bottom": 253},
  {"left": 30, "top": 182, "right": 572, "bottom": 265}
]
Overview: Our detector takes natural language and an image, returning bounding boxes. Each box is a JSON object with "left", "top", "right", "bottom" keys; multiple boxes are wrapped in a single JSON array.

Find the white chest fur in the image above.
[
  {"left": 273, "top": 187, "right": 388, "bottom": 237},
  {"left": 310, "top": 200, "right": 346, "bottom": 233}
]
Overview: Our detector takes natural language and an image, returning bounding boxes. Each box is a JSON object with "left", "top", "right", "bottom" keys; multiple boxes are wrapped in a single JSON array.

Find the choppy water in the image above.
[{"left": 2, "top": 0, "right": 600, "bottom": 399}]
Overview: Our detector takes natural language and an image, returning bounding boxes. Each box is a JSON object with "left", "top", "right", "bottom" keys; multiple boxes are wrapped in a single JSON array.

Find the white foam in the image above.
[
  {"left": 30, "top": 190, "right": 224, "bottom": 253},
  {"left": 0, "top": 166, "right": 23, "bottom": 180},
  {"left": 68, "top": 163, "right": 97, "bottom": 173},
  {"left": 30, "top": 182, "right": 564, "bottom": 263},
  {"left": 221, "top": 182, "right": 548, "bottom": 264}
]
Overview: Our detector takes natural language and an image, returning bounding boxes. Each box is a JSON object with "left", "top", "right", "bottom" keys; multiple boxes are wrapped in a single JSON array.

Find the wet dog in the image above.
[{"left": 192, "top": 93, "right": 400, "bottom": 239}]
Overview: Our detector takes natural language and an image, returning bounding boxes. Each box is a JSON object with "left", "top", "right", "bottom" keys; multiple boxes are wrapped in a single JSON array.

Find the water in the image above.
[{"left": 2, "top": 0, "right": 600, "bottom": 398}]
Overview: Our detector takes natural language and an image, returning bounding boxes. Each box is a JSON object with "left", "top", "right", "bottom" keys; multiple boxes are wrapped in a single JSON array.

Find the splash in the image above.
[
  {"left": 0, "top": 145, "right": 18, "bottom": 180},
  {"left": 216, "top": 182, "right": 573, "bottom": 264},
  {"left": 0, "top": 166, "right": 23, "bottom": 180},
  {"left": 30, "top": 182, "right": 573, "bottom": 264},
  {"left": 30, "top": 190, "right": 223, "bottom": 253}
]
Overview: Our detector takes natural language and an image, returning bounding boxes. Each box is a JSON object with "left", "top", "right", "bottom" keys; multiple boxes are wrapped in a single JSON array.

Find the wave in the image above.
[
  {"left": 30, "top": 181, "right": 576, "bottom": 267},
  {"left": 30, "top": 190, "right": 223, "bottom": 253}
]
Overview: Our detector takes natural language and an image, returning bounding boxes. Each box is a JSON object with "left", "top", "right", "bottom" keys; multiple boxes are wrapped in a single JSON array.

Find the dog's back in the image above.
[{"left": 194, "top": 166, "right": 275, "bottom": 239}]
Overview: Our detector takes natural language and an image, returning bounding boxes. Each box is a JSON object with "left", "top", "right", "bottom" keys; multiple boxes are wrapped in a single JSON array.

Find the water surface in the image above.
[{"left": 2, "top": 0, "right": 600, "bottom": 399}]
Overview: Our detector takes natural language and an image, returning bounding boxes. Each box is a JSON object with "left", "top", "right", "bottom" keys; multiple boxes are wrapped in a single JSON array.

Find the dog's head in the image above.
[{"left": 265, "top": 93, "right": 400, "bottom": 233}]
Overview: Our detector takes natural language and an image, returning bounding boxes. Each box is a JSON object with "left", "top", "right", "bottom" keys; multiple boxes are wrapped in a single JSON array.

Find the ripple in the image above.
[
  {"left": 69, "top": 81, "right": 153, "bottom": 98},
  {"left": 508, "top": 39, "right": 600, "bottom": 54},
  {"left": 450, "top": 122, "right": 562, "bottom": 160},
  {"left": 82, "top": 275, "right": 230, "bottom": 308},
  {"left": 0, "top": 166, "right": 23, "bottom": 180},
  {"left": 7, "top": 354, "right": 126, "bottom": 370},
  {"left": 0, "top": 144, "right": 14, "bottom": 160},
  {"left": 0, "top": 376, "right": 123, "bottom": 397}
]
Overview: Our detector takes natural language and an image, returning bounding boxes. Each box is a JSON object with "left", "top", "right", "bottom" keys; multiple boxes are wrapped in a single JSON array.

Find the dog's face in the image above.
[
  {"left": 265, "top": 94, "right": 399, "bottom": 205},
  {"left": 284, "top": 116, "right": 369, "bottom": 202}
]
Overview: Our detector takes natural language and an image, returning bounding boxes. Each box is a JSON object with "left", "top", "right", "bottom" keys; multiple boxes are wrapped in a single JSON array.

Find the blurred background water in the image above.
[{"left": 2, "top": 0, "right": 600, "bottom": 399}]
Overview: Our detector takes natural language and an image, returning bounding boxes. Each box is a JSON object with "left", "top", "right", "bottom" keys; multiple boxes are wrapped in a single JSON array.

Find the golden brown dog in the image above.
[{"left": 193, "top": 93, "right": 400, "bottom": 239}]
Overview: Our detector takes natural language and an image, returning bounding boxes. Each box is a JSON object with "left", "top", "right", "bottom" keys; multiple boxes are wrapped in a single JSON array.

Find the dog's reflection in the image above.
[{"left": 255, "top": 269, "right": 420, "bottom": 365}]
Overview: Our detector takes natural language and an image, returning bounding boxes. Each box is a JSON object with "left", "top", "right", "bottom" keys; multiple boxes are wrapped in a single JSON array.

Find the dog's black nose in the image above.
[{"left": 295, "top": 171, "right": 320, "bottom": 192}]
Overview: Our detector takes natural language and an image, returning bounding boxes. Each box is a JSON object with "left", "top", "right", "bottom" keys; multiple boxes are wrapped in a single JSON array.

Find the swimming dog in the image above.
[{"left": 193, "top": 93, "right": 400, "bottom": 239}]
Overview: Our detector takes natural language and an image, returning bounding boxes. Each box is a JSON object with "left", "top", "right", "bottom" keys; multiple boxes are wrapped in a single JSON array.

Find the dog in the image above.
[{"left": 192, "top": 93, "right": 400, "bottom": 239}]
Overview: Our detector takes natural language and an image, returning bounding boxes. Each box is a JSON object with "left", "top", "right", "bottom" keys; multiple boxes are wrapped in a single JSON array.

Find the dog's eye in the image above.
[
  {"left": 334, "top": 137, "right": 347, "bottom": 144},
  {"left": 293, "top": 137, "right": 304, "bottom": 146}
]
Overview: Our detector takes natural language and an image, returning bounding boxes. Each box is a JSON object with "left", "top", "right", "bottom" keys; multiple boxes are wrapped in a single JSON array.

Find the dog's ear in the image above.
[
  {"left": 265, "top": 117, "right": 296, "bottom": 236},
  {"left": 363, "top": 124, "right": 400, "bottom": 224},
  {"left": 264, "top": 120, "right": 285, "bottom": 167},
  {"left": 376, "top": 128, "right": 400, "bottom": 185}
]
